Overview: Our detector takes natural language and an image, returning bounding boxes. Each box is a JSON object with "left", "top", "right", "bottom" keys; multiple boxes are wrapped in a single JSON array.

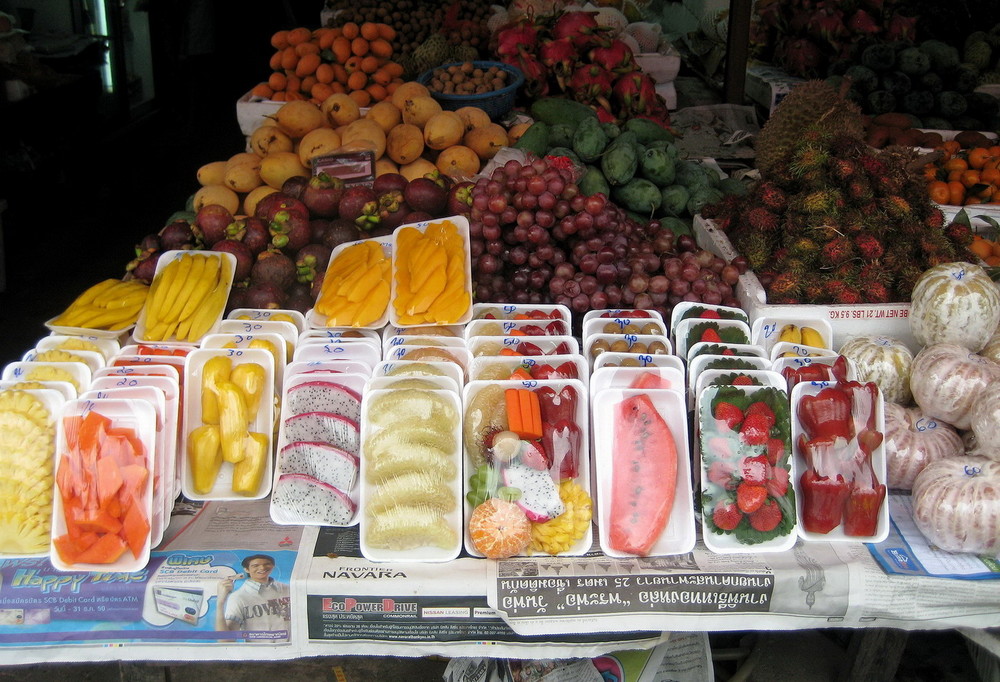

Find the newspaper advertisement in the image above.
[
  {"left": 0, "top": 500, "right": 302, "bottom": 664},
  {"left": 296, "top": 525, "right": 668, "bottom": 659},
  {"left": 486, "top": 537, "right": 1000, "bottom": 636},
  {"left": 867, "top": 494, "right": 1000, "bottom": 580}
]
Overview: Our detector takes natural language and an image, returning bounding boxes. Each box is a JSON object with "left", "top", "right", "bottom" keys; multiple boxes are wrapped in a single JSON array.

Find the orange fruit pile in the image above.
[
  {"left": 249, "top": 23, "right": 405, "bottom": 108},
  {"left": 924, "top": 141, "right": 1000, "bottom": 207}
]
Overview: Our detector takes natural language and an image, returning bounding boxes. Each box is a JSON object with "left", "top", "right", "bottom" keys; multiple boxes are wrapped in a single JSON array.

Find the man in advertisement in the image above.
[{"left": 216, "top": 553, "right": 291, "bottom": 638}]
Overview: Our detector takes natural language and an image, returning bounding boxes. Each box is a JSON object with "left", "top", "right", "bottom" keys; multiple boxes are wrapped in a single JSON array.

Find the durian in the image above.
[{"left": 754, "top": 80, "right": 864, "bottom": 180}]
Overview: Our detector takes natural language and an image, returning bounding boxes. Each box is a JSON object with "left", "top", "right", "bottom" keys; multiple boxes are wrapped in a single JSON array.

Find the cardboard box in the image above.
[
  {"left": 635, "top": 44, "right": 682, "bottom": 84},
  {"left": 693, "top": 215, "right": 917, "bottom": 351},
  {"left": 744, "top": 63, "right": 805, "bottom": 113},
  {"left": 237, "top": 90, "right": 283, "bottom": 137}
]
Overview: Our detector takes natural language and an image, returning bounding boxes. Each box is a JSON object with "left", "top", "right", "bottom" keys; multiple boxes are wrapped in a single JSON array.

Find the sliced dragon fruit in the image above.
[
  {"left": 285, "top": 380, "right": 361, "bottom": 421},
  {"left": 277, "top": 441, "right": 359, "bottom": 491},
  {"left": 271, "top": 473, "right": 355, "bottom": 526},
  {"left": 502, "top": 463, "right": 565, "bottom": 523},
  {"left": 283, "top": 411, "right": 360, "bottom": 455}
]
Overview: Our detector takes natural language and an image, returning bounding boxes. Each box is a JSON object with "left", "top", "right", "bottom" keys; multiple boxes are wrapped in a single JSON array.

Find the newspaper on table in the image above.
[
  {"left": 485, "top": 535, "right": 1000, "bottom": 636},
  {"left": 669, "top": 105, "right": 759, "bottom": 161},
  {"left": 0, "top": 499, "right": 303, "bottom": 664},
  {"left": 867, "top": 494, "right": 1000, "bottom": 580},
  {"left": 294, "top": 525, "right": 668, "bottom": 659}
]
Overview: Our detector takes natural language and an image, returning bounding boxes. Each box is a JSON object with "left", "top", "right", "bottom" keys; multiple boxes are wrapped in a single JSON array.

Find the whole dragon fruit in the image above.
[
  {"left": 539, "top": 36, "right": 578, "bottom": 88},
  {"left": 611, "top": 70, "right": 661, "bottom": 118},
  {"left": 502, "top": 463, "right": 565, "bottom": 522},
  {"left": 504, "top": 51, "right": 550, "bottom": 98},
  {"left": 589, "top": 39, "right": 637, "bottom": 75},
  {"left": 567, "top": 63, "right": 616, "bottom": 103},
  {"left": 551, "top": 10, "right": 607, "bottom": 50}
]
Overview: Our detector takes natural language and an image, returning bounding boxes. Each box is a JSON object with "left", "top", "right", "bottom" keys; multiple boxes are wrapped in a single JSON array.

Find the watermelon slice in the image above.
[
  {"left": 628, "top": 371, "right": 673, "bottom": 391},
  {"left": 608, "top": 394, "right": 678, "bottom": 556}
]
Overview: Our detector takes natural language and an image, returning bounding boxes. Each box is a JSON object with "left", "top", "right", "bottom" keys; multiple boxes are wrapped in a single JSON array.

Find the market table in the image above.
[{"left": 0, "top": 497, "right": 997, "bottom": 667}]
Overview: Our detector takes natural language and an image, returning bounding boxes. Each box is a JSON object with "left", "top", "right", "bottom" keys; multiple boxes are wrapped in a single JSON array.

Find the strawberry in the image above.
[
  {"left": 736, "top": 481, "right": 767, "bottom": 514},
  {"left": 745, "top": 401, "right": 776, "bottom": 429},
  {"left": 713, "top": 401, "right": 744, "bottom": 430},
  {"left": 739, "top": 413, "right": 772, "bottom": 446},
  {"left": 766, "top": 466, "right": 790, "bottom": 498},
  {"left": 519, "top": 440, "right": 549, "bottom": 470},
  {"left": 699, "top": 309, "right": 722, "bottom": 319},
  {"left": 712, "top": 500, "right": 742, "bottom": 530},
  {"left": 722, "top": 348, "right": 735, "bottom": 356},
  {"left": 700, "top": 327, "right": 723, "bottom": 343},
  {"left": 765, "top": 437, "right": 785, "bottom": 465},
  {"left": 749, "top": 497, "right": 783, "bottom": 531},
  {"left": 707, "top": 460, "right": 737, "bottom": 490},
  {"left": 732, "top": 374, "right": 755, "bottom": 386},
  {"left": 739, "top": 454, "right": 770, "bottom": 485}
]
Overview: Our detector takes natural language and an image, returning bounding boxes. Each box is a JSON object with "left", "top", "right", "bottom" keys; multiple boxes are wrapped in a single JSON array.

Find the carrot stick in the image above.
[{"left": 505, "top": 389, "right": 523, "bottom": 435}]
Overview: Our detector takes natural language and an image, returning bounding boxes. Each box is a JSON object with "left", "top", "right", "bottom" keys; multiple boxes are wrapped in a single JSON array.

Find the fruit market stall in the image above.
[{"left": 3, "top": 2, "right": 1000, "bottom": 668}]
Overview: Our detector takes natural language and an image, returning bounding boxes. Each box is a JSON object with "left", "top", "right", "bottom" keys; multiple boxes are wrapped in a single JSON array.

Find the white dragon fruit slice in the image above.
[
  {"left": 501, "top": 463, "right": 565, "bottom": 523},
  {"left": 285, "top": 381, "right": 361, "bottom": 421},
  {"left": 277, "top": 441, "right": 359, "bottom": 491},
  {"left": 283, "top": 411, "right": 360, "bottom": 455},
  {"left": 271, "top": 473, "right": 355, "bottom": 526}
]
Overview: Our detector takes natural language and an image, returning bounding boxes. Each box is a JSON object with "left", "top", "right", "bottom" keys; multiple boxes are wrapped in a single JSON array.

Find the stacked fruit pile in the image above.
[{"left": 702, "top": 79, "right": 976, "bottom": 305}]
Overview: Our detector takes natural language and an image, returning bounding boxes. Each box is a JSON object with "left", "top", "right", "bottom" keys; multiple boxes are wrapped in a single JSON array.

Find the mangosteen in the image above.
[
  {"left": 322, "top": 218, "right": 362, "bottom": 250},
  {"left": 212, "top": 238, "right": 254, "bottom": 282},
  {"left": 301, "top": 173, "right": 345, "bottom": 219},
  {"left": 377, "top": 190, "right": 411, "bottom": 230},
  {"left": 372, "top": 172, "right": 408, "bottom": 195},
  {"left": 295, "top": 243, "right": 332, "bottom": 284},
  {"left": 160, "top": 219, "right": 196, "bottom": 251},
  {"left": 367, "top": 224, "right": 394, "bottom": 238},
  {"left": 244, "top": 282, "right": 288, "bottom": 310},
  {"left": 281, "top": 175, "right": 309, "bottom": 200},
  {"left": 193, "top": 204, "right": 234, "bottom": 246},
  {"left": 310, "top": 218, "right": 332, "bottom": 244},
  {"left": 225, "top": 283, "right": 249, "bottom": 315},
  {"left": 269, "top": 209, "right": 310, "bottom": 253},
  {"left": 338, "top": 186, "right": 377, "bottom": 224},
  {"left": 250, "top": 249, "right": 297, "bottom": 291},
  {"left": 242, "top": 217, "right": 270, "bottom": 255},
  {"left": 310, "top": 270, "right": 326, "bottom": 299},
  {"left": 446, "top": 180, "right": 475, "bottom": 215},
  {"left": 404, "top": 177, "right": 448, "bottom": 215},
  {"left": 254, "top": 192, "right": 308, "bottom": 222},
  {"left": 137, "top": 233, "right": 161, "bottom": 253},
  {"left": 402, "top": 210, "right": 433, "bottom": 223},
  {"left": 128, "top": 249, "right": 162, "bottom": 284},
  {"left": 285, "top": 282, "right": 314, "bottom": 314}
]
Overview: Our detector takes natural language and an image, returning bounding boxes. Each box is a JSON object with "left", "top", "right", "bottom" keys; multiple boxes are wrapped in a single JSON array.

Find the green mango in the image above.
[
  {"left": 612, "top": 177, "right": 662, "bottom": 214},
  {"left": 578, "top": 165, "right": 611, "bottom": 197},
  {"left": 601, "top": 131, "right": 639, "bottom": 186},
  {"left": 638, "top": 146, "right": 676, "bottom": 186},
  {"left": 572, "top": 117, "right": 608, "bottom": 163},
  {"left": 513, "top": 121, "right": 550, "bottom": 157},
  {"left": 548, "top": 123, "right": 575, "bottom": 149},
  {"left": 660, "top": 184, "right": 690, "bottom": 217}
]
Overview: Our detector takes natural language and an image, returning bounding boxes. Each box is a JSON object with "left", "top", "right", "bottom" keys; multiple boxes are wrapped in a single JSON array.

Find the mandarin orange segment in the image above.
[{"left": 469, "top": 498, "right": 532, "bottom": 559}]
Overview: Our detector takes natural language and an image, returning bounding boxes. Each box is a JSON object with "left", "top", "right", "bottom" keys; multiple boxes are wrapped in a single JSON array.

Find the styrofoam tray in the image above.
[
  {"left": 2, "top": 361, "right": 91, "bottom": 395},
  {"left": 464, "top": 317, "right": 571, "bottom": 339},
  {"left": 583, "top": 309, "right": 664, "bottom": 325},
  {"left": 769, "top": 342, "right": 838, "bottom": 363},
  {"left": 218, "top": 319, "right": 298, "bottom": 359},
  {"left": 585, "top": 333, "right": 673, "bottom": 369},
  {"left": 35, "top": 335, "right": 120, "bottom": 362},
  {"left": 593, "top": 387, "right": 694, "bottom": 557},
  {"left": 373, "top": 359, "right": 463, "bottom": 392},
  {"left": 468, "top": 335, "right": 579, "bottom": 358},
  {"left": 583, "top": 316, "right": 667, "bottom": 341},
  {"left": 308, "top": 235, "right": 393, "bottom": 330},
  {"left": 593, "top": 351, "right": 685, "bottom": 373},
  {"left": 472, "top": 303, "right": 571, "bottom": 324},
  {"left": 469, "top": 353, "right": 588, "bottom": 385},
  {"left": 687, "top": 342, "right": 767, "bottom": 364},
  {"left": 201, "top": 331, "right": 287, "bottom": 392},
  {"left": 675, "top": 317, "right": 752, "bottom": 359},
  {"left": 670, "top": 302, "right": 748, "bottom": 336},
  {"left": 752, "top": 317, "right": 833, "bottom": 355},
  {"left": 359, "top": 388, "right": 463, "bottom": 562},
  {"left": 227, "top": 308, "right": 307, "bottom": 334},
  {"left": 293, "top": 339, "right": 380, "bottom": 369},
  {"left": 590, "top": 365, "right": 686, "bottom": 398},
  {"left": 180, "top": 348, "right": 275, "bottom": 501}
]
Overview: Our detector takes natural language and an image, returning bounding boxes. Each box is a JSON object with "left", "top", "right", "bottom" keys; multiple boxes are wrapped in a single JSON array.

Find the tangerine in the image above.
[{"left": 469, "top": 498, "right": 532, "bottom": 559}]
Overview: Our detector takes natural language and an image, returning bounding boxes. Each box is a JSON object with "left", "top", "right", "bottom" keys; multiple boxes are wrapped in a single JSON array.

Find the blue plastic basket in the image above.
[{"left": 417, "top": 61, "right": 524, "bottom": 121}]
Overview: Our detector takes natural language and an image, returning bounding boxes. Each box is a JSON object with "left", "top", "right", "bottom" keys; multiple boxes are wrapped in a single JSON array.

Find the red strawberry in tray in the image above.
[
  {"left": 700, "top": 327, "right": 723, "bottom": 343},
  {"left": 736, "top": 481, "right": 767, "bottom": 514},
  {"left": 707, "top": 460, "right": 737, "bottom": 490},
  {"left": 712, "top": 500, "right": 742, "bottom": 530},
  {"left": 750, "top": 498, "right": 783, "bottom": 531},
  {"left": 739, "top": 413, "right": 772, "bottom": 446},
  {"left": 713, "top": 401, "right": 744, "bottom": 430},
  {"left": 739, "top": 454, "right": 770, "bottom": 485}
]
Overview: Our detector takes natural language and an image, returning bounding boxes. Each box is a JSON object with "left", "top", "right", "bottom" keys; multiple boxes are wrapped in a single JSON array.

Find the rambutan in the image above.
[
  {"left": 858, "top": 261, "right": 891, "bottom": 287},
  {"left": 786, "top": 236, "right": 821, "bottom": 260},
  {"left": 821, "top": 235, "right": 855, "bottom": 265},
  {"left": 790, "top": 145, "right": 830, "bottom": 178},
  {"left": 863, "top": 282, "right": 891, "bottom": 303},
  {"left": 825, "top": 279, "right": 862, "bottom": 304},
  {"left": 757, "top": 181, "right": 788, "bottom": 213},
  {"left": 801, "top": 188, "right": 844, "bottom": 214},
  {"left": 830, "top": 158, "right": 857, "bottom": 182},
  {"left": 925, "top": 207, "right": 945, "bottom": 229},
  {"left": 846, "top": 178, "right": 873, "bottom": 202},
  {"left": 879, "top": 195, "right": 913, "bottom": 219},
  {"left": 858, "top": 155, "right": 889, "bottom": 179},
  {"left": 802, "top": 273, "right": 830, "bottom": 303},
  {"left": 854, "top": 233, "right": 885, "bottom": 260},
  {"left": 733, "top": 231, "right": 775, "bottom": 271},
  {"left": 767, "top": 272, "right": 804, "bottom": 300},
  {"left": 832, "top": 285, "right": 864, "bottom": 304},
  {"left": 943, "top": 219, "right": 973, "bottom": 247},
  {"left": 745, "top": 206, "right": 781, "bottom": 232}
]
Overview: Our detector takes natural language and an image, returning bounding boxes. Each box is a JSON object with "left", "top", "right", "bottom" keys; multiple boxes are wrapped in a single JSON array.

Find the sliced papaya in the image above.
[
  {"left": 96, "top": 455, "right": 124, "bottom": 508},
  {"left": 75, "top": 532, "right": 128, "bottom": 564},
  {"left": 121, "top": 501, "right": 149, "bottom": 559}
]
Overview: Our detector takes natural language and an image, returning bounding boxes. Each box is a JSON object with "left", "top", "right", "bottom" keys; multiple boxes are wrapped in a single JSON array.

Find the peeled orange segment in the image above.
[
  {"left": 468, "top": 498, "right": 532, "bottom": 559},
  {"left": 364, "top": 444, "right": 457, "bottom": 483},
  {"left": 366, "top": 388, "right": 457, "bottom": 429},
  {"left": 364, "top": 504, "right": 457, "bottom": 550},
  {"left": 365, "top": 471, "right": 456, "bottom": 516}
]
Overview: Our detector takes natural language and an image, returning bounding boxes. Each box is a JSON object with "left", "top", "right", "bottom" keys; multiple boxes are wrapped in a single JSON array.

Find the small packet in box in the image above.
[
  {"left": 590, "top": 365, "right": 685, "bottom": 399},
  {"left": 465, "top": 317, "right": 570, "bottom": 339},
  {"left": 373, "top": 360, "right": 463, "bottom": 393},
  {"left": 583, "top": 316, "right": 667, "bottom": 341},
  {"left": 687, "top": 342, "right": 767, "bottom": 363},
  {"left": 751, "top": 317, "right": 833, "bottom": 355},
  {"left": 584, "top": 308, "right": 665, "bottom": 325},
  {"left": 227, "top": 307, "right": 307, "bottom": 334},
  {"left": 670, "top": 302, "right": 748, "bottom": 337},
  {"left": 593, "top": 351, "right": 684, "bottom": 373},
  {"left": 675, "top": 317, "right": 752, "bottom": 359},
  {"left": 697, "top": 385, "right": 798, "bottom": 554},
  {"left": 472, "top": 303, "right": 571, "bottom": 325},
  {"left": 469, "top": 354, "right": 588, "bottom": 384}
]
